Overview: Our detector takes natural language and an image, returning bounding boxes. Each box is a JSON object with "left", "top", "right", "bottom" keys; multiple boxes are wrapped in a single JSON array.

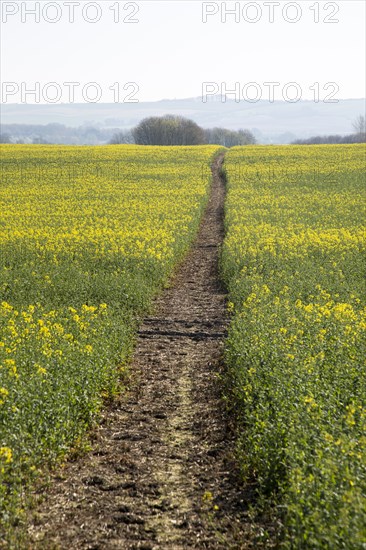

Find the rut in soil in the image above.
[{"left": 25, "top": 152, "right": 258, "bottom": 549}]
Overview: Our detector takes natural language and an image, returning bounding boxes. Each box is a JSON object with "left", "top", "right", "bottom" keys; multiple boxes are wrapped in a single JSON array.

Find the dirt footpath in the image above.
[{"left": 26, "top": 153, "right": 261, "bottom": 549}]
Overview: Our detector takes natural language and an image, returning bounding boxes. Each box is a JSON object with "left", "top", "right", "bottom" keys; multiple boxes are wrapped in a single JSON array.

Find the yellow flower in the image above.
[
  {"left": 39, "top": 367, "right": 47, "bottom": 375},
  {"left": 0, "top": 447, "right": 13, "bottom": 463},
  {"left": 0, "top": 387, "right": 9, "bottom": 405}
]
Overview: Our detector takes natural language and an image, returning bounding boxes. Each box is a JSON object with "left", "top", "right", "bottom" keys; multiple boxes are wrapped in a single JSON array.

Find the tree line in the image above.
[
  {"left": 1, "top": 116, "right": 256, "bottom": 147},
  {"left": 292, "top": 115, "right": 366, "bottom": 145},
  {"left": 109, "top": 115, "right": 256, "bottom": 147},
  {"left": 0, "top": 123, "right": 123, "bottom": 145},
  {"left": 2, "top": 114, "right": 364, "bottom": 147}
]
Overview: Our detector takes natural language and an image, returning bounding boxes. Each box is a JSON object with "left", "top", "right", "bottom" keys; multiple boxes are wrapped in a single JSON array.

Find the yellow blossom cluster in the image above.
[
  {"left": 223, "top": 144, "right": 366, "bottom": 548},
  {"left": 0, "top": 143, "right": 221, "bottom": 527}
]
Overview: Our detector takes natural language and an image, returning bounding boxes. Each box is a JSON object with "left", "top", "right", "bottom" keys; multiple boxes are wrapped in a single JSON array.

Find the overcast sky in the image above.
[{"left": 1, "top": 0, "right": 365, "bottom": 104}]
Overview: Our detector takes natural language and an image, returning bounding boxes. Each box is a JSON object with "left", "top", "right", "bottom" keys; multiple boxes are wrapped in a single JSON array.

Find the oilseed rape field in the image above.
[
  {"left": 0, "top": 144, "right": 220, "bottom": 527},
  {"left": 1, "top": 142, "right": 365, "bottom": 547},
  {"left": 222, "top": 144, "right": 366, "bottom": 548}
]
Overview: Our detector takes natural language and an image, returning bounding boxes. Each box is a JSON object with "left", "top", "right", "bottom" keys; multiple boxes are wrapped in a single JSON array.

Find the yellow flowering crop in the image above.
[
  {"left": 0, "top": 143, "right": 221, "bottom": 528},
  {"left": 223, "top": 144, "right": 366, "bottom": 548}
]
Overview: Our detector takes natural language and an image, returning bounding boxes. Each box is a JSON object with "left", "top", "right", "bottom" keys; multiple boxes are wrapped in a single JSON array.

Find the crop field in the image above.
[
  {"left": 0, "top": 144, "right": 220, "bottom": 525},
  {"left": 1, "top": 143, "right": 365, "bottom": 547},
  {"left": 222, "top": 144, "right": 366, "bottom": 547}
]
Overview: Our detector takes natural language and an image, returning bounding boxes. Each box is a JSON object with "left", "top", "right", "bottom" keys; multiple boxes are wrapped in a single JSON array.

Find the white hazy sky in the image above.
[{"left": 1, "top": 0, "right": 365, "bottom": 103}]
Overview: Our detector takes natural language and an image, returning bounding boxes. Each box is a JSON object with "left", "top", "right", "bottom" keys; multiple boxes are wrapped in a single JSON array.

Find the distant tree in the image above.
[
  {"left": 237, "top": 129, "right": 257, "bottom": 145},
  {"left": 132, "top": 115, "right": 205, "bottom": 146},
  {"left": 352, "top": 115, "right": 366, "bottom": 136},
  {"left": 292, "top": 133, "right": 366, "bottom": 145},
  {"left": 205, "top": 128, "right": 227, "bottom": 146},
  {"left": 108, "top": 130, "right": 134, "bottom": 144},
  {"left": 1, "top": 123, "right": 138, "bottom": 145},
  {"left": 204, "top": 127, "right": 256, "bottom": 147},
  {"left": 79, "top": 126, "right": 103, "bottom": 145},
  {"left": 0, "top": 132, "right": 12, "bottom": 144}
]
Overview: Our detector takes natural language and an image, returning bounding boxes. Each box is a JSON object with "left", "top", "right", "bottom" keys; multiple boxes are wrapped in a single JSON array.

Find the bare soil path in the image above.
[{"left": 26, "top": 153, "right": 258, "bottom": 549}]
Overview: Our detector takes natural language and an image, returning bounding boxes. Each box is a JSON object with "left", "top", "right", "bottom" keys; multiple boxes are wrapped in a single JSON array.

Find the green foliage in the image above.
[
  {"left": 0, "top": 144, "right": 220, "bottom": 534},
  {"left": 222, "top": 144, "right": 366, "bottom": 548}
]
